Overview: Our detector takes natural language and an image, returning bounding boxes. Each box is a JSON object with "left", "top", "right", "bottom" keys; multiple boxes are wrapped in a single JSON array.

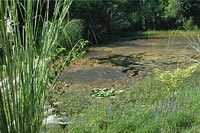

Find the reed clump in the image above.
[{"left": 0, "top": 0, "right": 83, "bottom": 132}]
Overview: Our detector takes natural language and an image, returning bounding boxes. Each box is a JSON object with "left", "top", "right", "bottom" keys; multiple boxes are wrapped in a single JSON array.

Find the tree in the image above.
[{"left": 165, "top": 0, "right": 200, "bottom": 29}]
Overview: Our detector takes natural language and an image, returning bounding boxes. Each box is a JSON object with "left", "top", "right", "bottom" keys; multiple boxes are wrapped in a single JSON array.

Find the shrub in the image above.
[
  {"left": 58, "top": 19, "right": 85, "bottom": 49},
  {"left": 183, "top": 17, "right": 198, "bottom": 30},
  {"left": 154, "top": 65, "right": 198, "bottom": 98}
]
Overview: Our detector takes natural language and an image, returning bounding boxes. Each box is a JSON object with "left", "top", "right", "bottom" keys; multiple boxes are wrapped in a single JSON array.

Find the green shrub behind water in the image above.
[{"left": 59, "top": 19, "right": 85, "bottom": 49}]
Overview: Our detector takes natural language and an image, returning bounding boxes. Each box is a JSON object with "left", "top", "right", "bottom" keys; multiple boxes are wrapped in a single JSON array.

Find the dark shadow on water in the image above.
[{"left": 98, "top": 54, "right": 141, "bottom": 68}]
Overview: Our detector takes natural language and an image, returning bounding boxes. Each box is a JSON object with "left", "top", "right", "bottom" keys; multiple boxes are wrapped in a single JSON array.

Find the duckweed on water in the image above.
[{"left": 91, "top": 88, "right": 124, "bottom": 98}]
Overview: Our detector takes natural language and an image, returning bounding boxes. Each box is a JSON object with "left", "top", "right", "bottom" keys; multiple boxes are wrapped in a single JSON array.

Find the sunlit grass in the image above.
[
  {"left": 112, "top": 29, "right": 200, "bottom": 38},
  {"left": 46, "top": 66, "right": 200, "bottom": 132}
]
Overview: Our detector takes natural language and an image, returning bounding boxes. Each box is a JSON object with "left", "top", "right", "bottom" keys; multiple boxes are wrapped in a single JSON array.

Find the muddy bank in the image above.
[{"left": 59, "top": 35, "right": 199, "bottom": 90}]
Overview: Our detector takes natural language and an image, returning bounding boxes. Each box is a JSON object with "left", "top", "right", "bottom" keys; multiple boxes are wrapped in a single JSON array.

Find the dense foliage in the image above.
[{"left": 70, "top": 0, "right": 200, "bottom": 42}]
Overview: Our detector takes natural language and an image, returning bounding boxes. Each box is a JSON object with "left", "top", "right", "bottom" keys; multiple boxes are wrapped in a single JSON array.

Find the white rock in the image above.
[
  {"left": 44, "top": 108, "right": 56, "bottom": 117},
  {"left": 43, "top": 115, "right": 72, "bottom": 127}
]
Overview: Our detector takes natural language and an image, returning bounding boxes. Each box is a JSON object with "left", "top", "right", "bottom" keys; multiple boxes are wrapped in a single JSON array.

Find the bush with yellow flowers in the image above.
[{"left": 154, "top": 64, "right": 198, "bottom": 99}]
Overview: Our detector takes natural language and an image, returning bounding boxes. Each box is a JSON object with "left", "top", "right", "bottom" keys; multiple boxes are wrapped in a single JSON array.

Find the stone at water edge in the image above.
[{"left": 43, "top": 114, "right": 72, "bottom": 129}]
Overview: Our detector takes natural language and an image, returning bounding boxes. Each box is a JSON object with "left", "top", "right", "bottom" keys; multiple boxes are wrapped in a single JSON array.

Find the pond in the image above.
[{"left": 59, "top": 35, "right": 199, "bottom": 90}]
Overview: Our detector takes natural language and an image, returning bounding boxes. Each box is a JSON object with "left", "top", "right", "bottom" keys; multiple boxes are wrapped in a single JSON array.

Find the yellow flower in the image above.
[{"left": 154, "top": 64, "right": 198, "bottom": 98}]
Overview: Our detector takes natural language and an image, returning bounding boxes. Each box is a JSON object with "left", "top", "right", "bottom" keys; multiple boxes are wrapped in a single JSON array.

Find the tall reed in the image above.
[{"left": 0, "top": 0, "right": 73, "bottom": 132}]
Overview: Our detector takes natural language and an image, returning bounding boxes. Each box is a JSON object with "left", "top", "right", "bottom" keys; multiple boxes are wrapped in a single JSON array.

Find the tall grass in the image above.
[{"left": 0, "top": 0, "right": 74, "bottom": 132}]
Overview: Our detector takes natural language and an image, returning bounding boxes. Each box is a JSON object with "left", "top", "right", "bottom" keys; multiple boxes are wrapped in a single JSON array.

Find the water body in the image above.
[{"left": 59, "top": 35, "right": 199, "bottom": 89}]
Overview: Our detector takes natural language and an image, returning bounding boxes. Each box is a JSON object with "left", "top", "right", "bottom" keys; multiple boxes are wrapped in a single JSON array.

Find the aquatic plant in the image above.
[{"left": 91, "top": 88, "right": 124, "bottom": 98}]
